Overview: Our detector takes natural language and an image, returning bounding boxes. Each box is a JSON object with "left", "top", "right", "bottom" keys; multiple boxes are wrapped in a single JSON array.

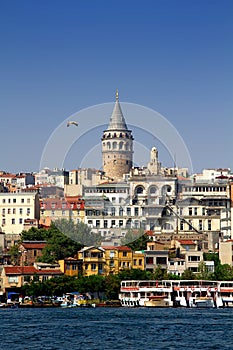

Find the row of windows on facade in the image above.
[
  {"left": 1, "top": 198, "right": 31, "bottom": 204},
  {"left": 87, "top": 218, "right": 213, "bottom": 231},
  {"left": 2, "top": 208, "right": 31, "bottom": 215},
  {"left": 184, "top": 186, "right": 227, "bottom": 192},
  {"left": 2, "top": 218, "right": 25, "bottom": 225},
  {"left": 103, "top": 142, "right": 132, "bottom": 151}
]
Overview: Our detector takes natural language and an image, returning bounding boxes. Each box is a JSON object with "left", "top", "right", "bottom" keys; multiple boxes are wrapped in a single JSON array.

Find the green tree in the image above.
[
  {"left": 8, "top": 244, "right": 20, "bottom": 265},
  {"left": 214, "top": 264, "right": 233, "bottom": 281},
  {"left": 181, "top": 269, "right": 195, "bottom": 280},
  {"left": 53, "top": 219, "right": 102, "bottom": 246},
  {"left": 104, "top": 274, "right": 121, "bottom": 300},
  {"left": 196, "top": 261, "right": 213, "bottom": 280}
]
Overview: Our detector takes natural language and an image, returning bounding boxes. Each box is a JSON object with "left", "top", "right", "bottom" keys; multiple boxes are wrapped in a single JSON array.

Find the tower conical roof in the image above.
[{"left": 107, "top": 90, "right": 128, "bottom": 130}]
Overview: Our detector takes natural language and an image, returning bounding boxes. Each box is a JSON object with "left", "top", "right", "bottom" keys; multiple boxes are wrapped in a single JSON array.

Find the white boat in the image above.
[
  {"left": 218, "top": 281, "right": 233, "bottom": 307},
  {"left": 164, "top": 280, "right": 223, "bottom": 308},
  {"left": 119, "top": 280, "right": 173, "bottom": 307}
]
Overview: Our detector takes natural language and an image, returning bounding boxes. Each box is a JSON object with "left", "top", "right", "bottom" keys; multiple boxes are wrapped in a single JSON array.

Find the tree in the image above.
[
  {"left": 104, "top": 274, "right": 121, "bottom": 300},
  {"left": 181, "top": 269, "right": 195, "bottom": 280},
  {"left": 121, "top": 229, "right": 149, "bottom": 250},
  {"left": 214, "top": 264, "right": 233, "bottom": 281},
  {"left": 196, "top": 261, "right": 213, "bottom": 280},
  {"left": 8, "top": 244, "right": 20, "bottom": 265},
  {"left": 53, "top": 219, "right": 102, "bottom": 246}
]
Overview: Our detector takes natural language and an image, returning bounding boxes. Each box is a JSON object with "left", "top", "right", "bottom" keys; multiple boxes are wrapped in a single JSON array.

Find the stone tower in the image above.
[
  {"left": 102, "top": 91, "right": 133, "bottom": 180},
  {"left": 147, "top": 147, "right": 161, "bottom": 175}
]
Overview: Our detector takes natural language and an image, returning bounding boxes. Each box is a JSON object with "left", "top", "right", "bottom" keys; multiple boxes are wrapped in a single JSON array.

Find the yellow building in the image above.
[
  {"left": 58, "top": 257, "right": 83, "bottom": 277},
  {"left": 76, "top": 245, "right": 145, "bottom": 276},
  {"left": 104, "top": 246, "right": 145, "bottom": 275},
  {"left": 77, "top": 246, "right": 105, "bottom": 276}
]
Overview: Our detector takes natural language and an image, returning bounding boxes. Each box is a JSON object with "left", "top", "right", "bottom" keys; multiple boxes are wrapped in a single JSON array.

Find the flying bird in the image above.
[{"left": 67, "top": 121, "right": 78, "bottom": 127}]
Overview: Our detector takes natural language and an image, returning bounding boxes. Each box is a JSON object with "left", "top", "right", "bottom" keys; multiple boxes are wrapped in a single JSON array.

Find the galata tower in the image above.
[{"left": 102, "top": 90, "right": 133, "bottom": 180}]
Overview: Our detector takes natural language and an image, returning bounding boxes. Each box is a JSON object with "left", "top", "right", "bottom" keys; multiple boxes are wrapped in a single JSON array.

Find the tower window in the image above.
[{"left": 113, "top": 142, "right": 117, "bottom": 149}]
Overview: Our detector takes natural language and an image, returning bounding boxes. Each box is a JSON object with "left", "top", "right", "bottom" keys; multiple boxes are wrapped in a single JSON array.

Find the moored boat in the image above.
[{"left": 119, "top": 280, "right": 173, "bottom": 307}]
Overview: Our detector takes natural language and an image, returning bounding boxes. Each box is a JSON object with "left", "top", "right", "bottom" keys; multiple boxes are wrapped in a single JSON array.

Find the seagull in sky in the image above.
[{"left": 67, "top": 121, "right": 78, "bottom": 127}]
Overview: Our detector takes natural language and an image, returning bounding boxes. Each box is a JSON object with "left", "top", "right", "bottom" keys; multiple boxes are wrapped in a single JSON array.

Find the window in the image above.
[
  {"left": 156, "top": 257, "right": 167, "bottom": 265},
  {"left": 8, "top": 199, "right": 11, "bottom": 203},
  {"left": 202, "top": 208, "right": 206, "bottom": 215},
  {"left": 139, "top": 259, "right": 142, "bottom": 266},
  {"left": 13, "top": 198, "right": 16, "bottom": 203},
  {"left": 8, "top": 276, "right": 18, "bottom": 283},
  {"left": 2, "top": 199, "right": 5, "bottom": 203},
  {"left": 180, "top": 220, "right": 184, "bottom": 231},
  {"left": 8, "top": 209, "right": 11, "bottom": 214},
  {"left": 146, "top": 257, "right": 153, "bottom": 264},
  {"left": 123, "top": 251, "right": 127, "bottom": 257},
  {"left": 111, "top": 207, "right": 115, "bottom": 216},
  {"left": 188, "top": 256, "right": 200, "bottom": 262},
  {"left": 12, "top": 218, "right": 15, "bottom": 224},
  {"left": 127, "top": 207, "right": 131, "bottom": 216},
  {"left": 104, "top": 220, "right": 108, "bottom": 228},
  {"left": 27, "top": 198, "right": 30, "bottom": 204},
  {"left": 199, "top": 220, "right": 203, "bottom": 231},
  {"left": 96, "top": 220, "right": 100, "bottom": 228},
  {"left": 134, "top": 207, "right": 139, "bottom": 216},
  {"left": 194, "top": 207, "right": 197, "bottom": 216},
  {"left": 2, "top": 219, "right": 5, "bottom": 225},
  {"left": 208, "top": 219, "right": 212, "bottom": 231},
  {"left": 51, "top": 210, "right": 55, "bottom": 216},
  {"left": 21, "top": 198, "right": 24, "bottom": 203},
  {"left": 133, "top": 259, "right": 137, "bottom": 266},
  {"left": 189, "top": 207, "right": 192, "bottom": 216},
  {"left": 19, "top": 218, "right": 23, "bottom": 224},
  {"left": 111, "top": 220, "right": 115, "bottom": 227},
  {"left": 2, "top": 209, "right": 5, "bottom": 215},
  {"left": 13, "top": 208, "right": 16, "bottom": 214},
  {"left": 27, "top": 208, "right": 30, "bottom": 215},
  {"left": 62, "top": 210, "right": 65, "bottom": 216},
  {"left": 91, "top": 263, "right": 96, "bottom": 270},
  {"left": 119, "top": 220, "right": 123, "bottom": 227}
]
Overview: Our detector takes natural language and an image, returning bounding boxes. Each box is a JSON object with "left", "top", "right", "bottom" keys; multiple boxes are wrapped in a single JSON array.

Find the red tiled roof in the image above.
[
  {"left": 4, "top": 266, "right": 63, "bottom": 275},
  {"left": 104, "top": 246, "right": 131, "bottom": 251},
  {"left": 178, "top": 240, "right": 196, "bottom": 245},
  {"left": 21, "top": 243, "right": 46, "bottom": 249}
]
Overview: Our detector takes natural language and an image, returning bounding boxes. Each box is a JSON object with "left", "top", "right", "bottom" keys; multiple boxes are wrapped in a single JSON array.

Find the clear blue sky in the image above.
[{"left": 1, "top": 0, "right": 232, "bottom": 174}]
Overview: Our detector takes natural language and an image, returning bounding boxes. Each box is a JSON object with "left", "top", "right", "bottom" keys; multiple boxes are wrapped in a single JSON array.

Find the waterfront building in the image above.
[
  {"left": 0, "top": 262, "right": 63, "bottom": 296},
  {"left": 58, "top": 257, "right": 83, "bottom": 277}
]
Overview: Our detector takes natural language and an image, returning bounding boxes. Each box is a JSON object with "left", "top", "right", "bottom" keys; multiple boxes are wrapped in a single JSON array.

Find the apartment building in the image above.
[{"left": 0, "top": 192, "right": 40, "bottom": 237}]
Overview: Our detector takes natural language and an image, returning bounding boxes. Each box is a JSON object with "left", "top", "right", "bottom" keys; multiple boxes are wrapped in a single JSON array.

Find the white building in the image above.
[{"left": 0, "top": 192, "right": 40, "bottom": 236}]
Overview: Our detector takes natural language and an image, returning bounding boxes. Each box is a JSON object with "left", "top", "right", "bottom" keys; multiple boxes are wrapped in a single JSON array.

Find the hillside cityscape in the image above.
[{"left": 0, "top": 92, "right": 233, "bottom": 303}]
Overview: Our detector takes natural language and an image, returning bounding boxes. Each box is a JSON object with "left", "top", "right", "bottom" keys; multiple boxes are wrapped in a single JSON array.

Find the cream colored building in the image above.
[
  {"left": 219, "top": 240, "right": 233, "bottom": 266},
  {"left": 0, "top": 192, "right": 40, "bottom": 236}
]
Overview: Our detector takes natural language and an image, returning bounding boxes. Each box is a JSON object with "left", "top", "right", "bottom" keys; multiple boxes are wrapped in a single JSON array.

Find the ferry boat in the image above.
[
  {"left": 119, "top": 280, "right": 173, "bottom": 307},
  {"left": 163, "top": 280, "right": 223, "bottom": 308},
  {"left": 218, "top": 281, "right": 233, "bottom": 307},
  {"left": 119, "top": 280, "right": 231, "bottom": 308}
]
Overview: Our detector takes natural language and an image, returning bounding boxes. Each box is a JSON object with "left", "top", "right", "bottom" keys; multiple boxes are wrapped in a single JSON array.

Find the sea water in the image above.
[{"left": 0, "top": 307, "right": 232, "bottom": 350}]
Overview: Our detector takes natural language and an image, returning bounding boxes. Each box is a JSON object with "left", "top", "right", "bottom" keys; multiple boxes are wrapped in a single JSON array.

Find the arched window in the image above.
[
  {"left": 135, "top": 185, "right": 144, "bottom": 195},
  {"left": 107, "top": 142, "right": 111, "bottom": 150},
  {"left": 125, "top": 143, "right": 129, "bottom": 151},
  {"left": 119, "top": 141, "right": 123, "bottom": 150},
  {"left": 149, "top": 186, "right": 157, "bottom": 195},
  {"left": 113, "top": 142, "right": 117, "bottom": 149}
]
